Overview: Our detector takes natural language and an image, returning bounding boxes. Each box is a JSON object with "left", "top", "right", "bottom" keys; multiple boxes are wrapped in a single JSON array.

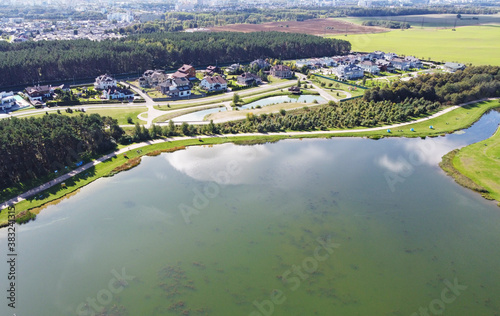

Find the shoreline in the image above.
[{"left": 1, "top": 99, "right": 499, "bottom": 227}]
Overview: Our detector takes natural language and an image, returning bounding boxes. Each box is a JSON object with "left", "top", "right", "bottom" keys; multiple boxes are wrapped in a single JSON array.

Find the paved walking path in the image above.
[{"left": 3, "top": 97, "right": 495, "bottom": 211}]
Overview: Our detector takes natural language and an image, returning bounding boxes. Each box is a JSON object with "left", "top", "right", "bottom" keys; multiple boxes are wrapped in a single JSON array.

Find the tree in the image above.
[
  {"left": 232, "top": 93, "right": 241, "bottom": 105},
  {"left": 181, "top": 122, "right": 190, "bottom": 135}
]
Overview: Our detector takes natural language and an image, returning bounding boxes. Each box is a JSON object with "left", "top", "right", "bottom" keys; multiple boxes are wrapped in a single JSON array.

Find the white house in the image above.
[
  {"left": 391, "top": 58, "right": 411, "bottom": 71},
  {"left": 102, "top": 87, "right": 134, "bottom": 100},
  {"left": 94, "top": 74, "right": 117, "bottom": 90},
  {"left": 384, "top": 52, "right": 398, "bottom": 60},
  {"left": 405, "top": 56, "right": 423, "bottom": 69},
  {"left": 295, "top": 60, "right": 314, "bottom": 69},
  {"left": 0, "top": 91, "right": 15, "bottom": 110},
  {"left": 250, "top": 59, "right": 270, "bottom": 69},
  {"left": 200, "top": 76, "right": 228, "bottom": 92},
  {"left": 443, "top": 62, "right": 466, "bottom": 73},
  {"left": 359, "top": 61, "right": 380, "bottom": 75},
  {"left": 333, "top": 64, "right": 364, "bottom": 80}
]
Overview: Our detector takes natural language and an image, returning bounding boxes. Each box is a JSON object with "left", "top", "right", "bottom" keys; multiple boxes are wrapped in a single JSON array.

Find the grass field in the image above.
[
  {"left": 16, "top": 107, "right": 148, "bottom": 125},
  {"left": 337, "top": 14, "right": 500, "bottom": 28},
  {"left": 328, "top": 25, "right": 500, "bottom": 66},
  {"left": 452, "top": 115, "right": 500, "bottom": 203}
]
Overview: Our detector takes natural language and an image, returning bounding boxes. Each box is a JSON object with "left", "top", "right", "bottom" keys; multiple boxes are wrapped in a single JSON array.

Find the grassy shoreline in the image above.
[
  {"left": 1, "top": 100, "right": 499, "bottom": 227},
  {"left": 446, "top": 123, "right": 500, "bottom": 205}
]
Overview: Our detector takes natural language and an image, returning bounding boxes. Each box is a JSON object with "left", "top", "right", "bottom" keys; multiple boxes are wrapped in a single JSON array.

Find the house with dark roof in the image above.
[
  {"left": 172, "top": 64, "right": 196, "bottom": 80},
  {"left": 139, "top": 70, "right": 168, "bottom": 88},
  {"left": 206, "top": 65, "right": 222, "bottom": 76},
  {"left": 25, "top": 85, "right": 57, "bottom": 102},
  {"left": 236, "top": 73, "right": 262, "bottom": 86},
  {"left": 270, "top": 65, "right": 292, "bottom": 79},
  {"left": 375, "top": 59, "right": 395, "bottom": 73},
  {"left": 200, "top": 76, "right": 227, "bottom": 92},
  {"left": 159, "top": 78, "right": 192, "bottom": 97}
]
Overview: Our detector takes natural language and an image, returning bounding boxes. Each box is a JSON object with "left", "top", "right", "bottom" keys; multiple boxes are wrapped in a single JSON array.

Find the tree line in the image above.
[
  {"left": 0, "top": 114, "right": 124, "bottom": 191},
  {"left": 0, "top": 32, "right": 350, "bottom": 87},
  {"left": 361, "top": 20, "right": 411, "bottom": 29},
  {"left": 363, "top": 66, "right": 500, "bottom": 105}
]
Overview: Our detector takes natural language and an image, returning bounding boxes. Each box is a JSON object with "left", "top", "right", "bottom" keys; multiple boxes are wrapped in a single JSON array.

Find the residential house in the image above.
[
  {"left": 295, "top": 60, "right": 314, "bottom": 69},
  {"left": 0, "top": 91, "right": 15, "bottom": 110},
  {"left": 270, "top": 65, "right": 292, "bottom": 79},
  {"left": 443, "top": 62, "right": 466, "bottom": 73},
  {"left": 25, "top": 85, "right": 57, "bottom": 102},
  {"left": 384, "top": 52, "right": 398, "bottom": 60},
  {"left": 359, "top": 61, "right": 380, "bottom": 75},
  {"left": 333, "top": 64, "right": 364, "bottom": 80},
  {"left": 206, "top": 65, "right": 222, "bottom": 76},
  {"left": 391, "top": 58, "right": 411, "bottom": 71},
  {"left": 139, "top": 70, "right": 168, "bottom": 88},
  {"left": 200, "top": 76, "right": 228, "bottom": 92},
  {"left": 250, "top": 59, "right": 270, "bottom": 69},
  {"left": 236, "top": 73, "right": 262, "bottom": 86},
  {"left": 372, "top": 51, "right": 385, "bottom": 59},
  {"left": 159, "top": 78, "right": 192, "bottom": 97},
  {"left": 405, "top": 56, "right": 423, "bottom": 69},
  {"left": 318, "top": 57, "right": 337, "bottom": 67},
  {"left": 375, "top": 59, "right": 395, "bottom": 73},
  {"left": 102, "top": 87, "right": 134, "bottom": 100},
  {"left": 225, "top": 63, "right": 241, "bottom": 74},
  {"left": 94, "top": 74, "right": 117, "bottom": 90},
  {"left": 172, "top": 64, "right": 196, "bottom": 80}
]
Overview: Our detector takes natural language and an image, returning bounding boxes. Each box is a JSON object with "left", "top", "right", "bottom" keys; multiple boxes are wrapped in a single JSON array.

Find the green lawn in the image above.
[
  {"left": 312, "top": 76, "right": 367, "bottom": 97},
  {"left": 16, "top": 107, "right": 148, "bottom": 125},
  {"left": 452, "top": 115, "right": 500, "bottom": 203},
  {"left": 327, "top": 25, "right": 500, "bottom": 66},
  {"left": 337, "top": 14, "right": 500, "bottom": 28}
]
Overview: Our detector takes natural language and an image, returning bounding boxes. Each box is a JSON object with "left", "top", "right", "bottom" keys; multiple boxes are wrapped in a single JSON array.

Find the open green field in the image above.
[
  {"left": 452, "top": 116, "right": 500, "bottom": 203},
  {"left": 337, "top": 14, "right": 500, "bottom": 28},
  {"left": 328, "top": 25, "right": 500, "bottom": 66},
  {"left": 15, "top": 107, "right": 148, "bottom": 125}
]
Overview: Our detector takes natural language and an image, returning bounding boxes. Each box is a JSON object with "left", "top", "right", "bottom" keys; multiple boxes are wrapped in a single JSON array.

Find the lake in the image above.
[{"left": 1, "top": 111, "right": 499, "bottom": 316}]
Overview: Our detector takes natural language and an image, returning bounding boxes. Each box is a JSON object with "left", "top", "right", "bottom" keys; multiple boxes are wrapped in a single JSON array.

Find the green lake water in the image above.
[{"left": 1, "top": 111, "right": 500, "bottom": 316}]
